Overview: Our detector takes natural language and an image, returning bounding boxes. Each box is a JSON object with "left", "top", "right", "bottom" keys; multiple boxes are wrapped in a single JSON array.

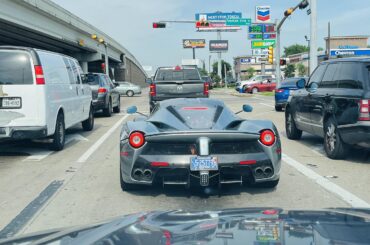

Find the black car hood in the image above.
[{"left": 2, "top": 208, "right": 370, "bottom": 245}]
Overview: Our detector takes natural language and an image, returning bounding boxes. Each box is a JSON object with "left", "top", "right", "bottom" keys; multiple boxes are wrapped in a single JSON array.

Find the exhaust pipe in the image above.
[
  {"left": 143, "top": 169, "right": 153, "bottom": 179},
  {"left": 133, "top": 169, "right": 143, "bottom": 179},
  {"left": 254, "top": 168, "right": 264, "bottom": 178},
  {"left": 264, "top": 167, "right": 273, "bottom": 176}
]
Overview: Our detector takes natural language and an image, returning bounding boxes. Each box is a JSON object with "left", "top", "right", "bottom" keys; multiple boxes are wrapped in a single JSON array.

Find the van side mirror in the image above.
[
  {"left": 296, "top": 79, "right": 306, "bottom": 89},
  {"left": 146, "top": 78, "right": 152, "bottom": 84}
]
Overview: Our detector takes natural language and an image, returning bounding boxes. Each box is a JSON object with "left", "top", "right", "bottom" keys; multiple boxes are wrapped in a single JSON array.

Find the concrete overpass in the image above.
[{"left": 0, "top": 0, "right": 147, "bottom": 85}]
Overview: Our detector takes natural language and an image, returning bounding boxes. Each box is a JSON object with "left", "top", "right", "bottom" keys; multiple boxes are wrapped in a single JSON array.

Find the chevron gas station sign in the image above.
[{"left": 256, "top": 6, "right": 271, "bottom": 23}]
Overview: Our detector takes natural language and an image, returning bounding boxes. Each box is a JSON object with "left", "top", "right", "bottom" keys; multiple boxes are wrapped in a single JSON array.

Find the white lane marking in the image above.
[
  {"left": 282, "top": 153, "right": 370, "bottom": 208},
  {"left": 77, "top": 114, "right": 130, "bottom": 163},
  {"left": 22, "top": 134, "right": 88, "bottom": 162},
  {"left": 259, "top": 103, "right": 274, "bottom": 108}
]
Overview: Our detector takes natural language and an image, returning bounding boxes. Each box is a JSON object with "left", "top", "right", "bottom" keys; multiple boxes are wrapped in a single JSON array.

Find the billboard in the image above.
[
  {"left": 256, "top": 6, "right": 271, "bottom": 23},
  {"left": 183, "top": 39, "right": 206, "bottom": 49},
  {"left": 210, "top": 40, "right": 229, "bottom": 52},
  {"left": 195, "top": 12, "right": 242, "bottom": 32},
  {"left": 251, "top": 40, "right": 276, "bottom": 49}
]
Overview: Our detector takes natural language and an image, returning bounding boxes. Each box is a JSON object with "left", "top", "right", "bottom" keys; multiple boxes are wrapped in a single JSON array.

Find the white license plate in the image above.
[
  {"left": 2, "top": 98, "right": 21, "bottom": 108},
  {"left": 190, "top": 156, "right": 218, "bottom": 171}
]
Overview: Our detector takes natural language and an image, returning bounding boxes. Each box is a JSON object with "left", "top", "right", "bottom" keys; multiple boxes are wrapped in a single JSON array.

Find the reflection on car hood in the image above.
[{"left": 2, "top": 208, "right": 370, "bottom": 245}]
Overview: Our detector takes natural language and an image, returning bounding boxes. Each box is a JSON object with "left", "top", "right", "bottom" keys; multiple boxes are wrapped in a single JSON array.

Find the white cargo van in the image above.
[{"left": 0, "top": 46, "right": 94, "bottom": 151}]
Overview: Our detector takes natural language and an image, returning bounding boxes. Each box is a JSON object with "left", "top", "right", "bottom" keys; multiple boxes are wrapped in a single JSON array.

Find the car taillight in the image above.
[
  {"left": 129, "top": 131, "right": 145, "bottom": 148},
  {"left": 275, "top": 89, "right": 284, "bottom": 93},
  {"left": 150, "top": 84, "right": 156, "bottom": 96},
  {"left": 260, "top": 130, "right": 276, "bottom": 146},
  {"left": 98, "top": 87, "right": 107, "bottom": 93},
  {"left": 34, "top": 65, "right": 45, "bottom": 85},
  {"left": 359, "top": 99, "right": 370, "bottom": 121},
  {"left": 204, "top": 82, "right": 209, "bottom": 96}
]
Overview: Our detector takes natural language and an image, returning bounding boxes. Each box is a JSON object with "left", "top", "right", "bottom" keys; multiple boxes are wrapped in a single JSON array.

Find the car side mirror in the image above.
[
  {"left": 146, "top": 78, "right": 152, "bottom": 84},
  {"left": 296, "top": 79, "right": 306, "bottom": 89},
  {"left": 243, "top": 104, "right": 253, "bottom": 112},
  {"left": 127, "top": 106, "right": 137, "bottom": 114}
]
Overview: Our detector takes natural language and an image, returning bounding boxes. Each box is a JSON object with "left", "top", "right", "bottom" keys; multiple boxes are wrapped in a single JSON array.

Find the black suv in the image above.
[{"left": 285, "top": 58, "right": 370, "bottom": 159}]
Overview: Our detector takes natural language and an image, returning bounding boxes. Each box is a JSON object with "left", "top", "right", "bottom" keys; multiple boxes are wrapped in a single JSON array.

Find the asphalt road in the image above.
[{"left": 0, "top": 89, "right": 369, "bottom": 238}]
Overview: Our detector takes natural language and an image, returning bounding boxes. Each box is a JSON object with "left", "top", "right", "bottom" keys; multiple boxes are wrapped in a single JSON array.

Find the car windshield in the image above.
[
  {"left": 155, "top": 69, "right": 200, "bottom": 81},
  {"left": 0, "top": 51, "right": 33, "bottom": 85},
  {"left": 1, "top": 1, "right": 370, "bottom": 244}
]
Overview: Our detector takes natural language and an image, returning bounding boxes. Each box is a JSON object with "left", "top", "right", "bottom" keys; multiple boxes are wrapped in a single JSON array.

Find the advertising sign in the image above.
[
  {"left": 252, "top": 49, "right": 269, "bottom": 56},
  {"left": 330, "top": 49, "right": 370, "bottom": 56},
  {"left": 183, "top": 39, "right": 206, "bottom": 49},
  {"left": 248, "top": 33, "right": 276, "bottom": 40},
  {"left": 226, "top": 18, "right": 251, "bottom": 26},
  {"left": 251, "top": 40, "right": 276, "bottom": 49},
  {"left": 248, "top": 24, "right": 275, "bottom": 33},
  {"left": 209, "top": 40, "right": 229, "bottom": 52},
  {"left": 195, "top": 12, "right": 242, "bottom": 21},
  {"left": 195, "top": 12, "right": 242, "bottom": 32},
  {"left": 256, "top": 6, "right": 271, "bottom": 23}
]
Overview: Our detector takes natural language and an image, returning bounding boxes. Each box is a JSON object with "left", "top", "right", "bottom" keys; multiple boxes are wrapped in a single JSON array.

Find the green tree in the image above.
[
  {"left": 284, "top": 64, "right": 296, "bottom": 78},
  {"left": 210, "top": 73, "right": 221, "bottom": 85},
  {"left": 296, "top": 63, "right": 307, "bottom": 76},
  {"left": 198, "top": 68, "right": 208, "bottom": 76},
  {"left": 284, "top": 44, "right": 309, "bottom": 57},
  {"left": 246, "top": 67, "right": 255, "bottom": 79},
  {"left": 212, "top": 60, "right": 231, "bottom": 78}
]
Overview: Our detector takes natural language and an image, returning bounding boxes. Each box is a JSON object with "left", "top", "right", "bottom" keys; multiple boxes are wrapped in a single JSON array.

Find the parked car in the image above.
[
  {"left": 285, "top": 58, "right": 370, "bottom": 159},
  {"left": 244, "top": 79, "right": 276, "bottom": 94},
  {"left": 201, "top": 76, "right": 214, "bottom": 89},
  {"left": 84, "top": 73, "right": 121, "bottom": 117},
  {"left": 120, "top": 98, "right": 281, "bottom": 191},
  {"left": 274, "top": 77, "right": 308, "bottom": 111},
  {"left": 0, "top": 46, "right": 94, "bottom": 151},
  {"left": 236, "top": 75, "right": 274, "bottom": 92},
  {"left": 115, "top": 81, "right": 141, "bottom": 97},
  {"left": 148, "top": 66, "right": 209, "bottom": 112}
]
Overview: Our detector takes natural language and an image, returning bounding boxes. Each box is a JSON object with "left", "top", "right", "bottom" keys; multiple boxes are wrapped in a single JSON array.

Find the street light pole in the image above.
[
  {"left": 208, "top": 55, "right": 212, "bottom": 74},
  {"left": 104, "top": 42, "right": 109, "bottom": 76},
  {"left": 309, "top": 0, "right": 317, "bottom": 74},
  {"left": 217, "top": 31, "right": 222, "bottom": 80},
  {"left": 305, "top": 35, "right": 310, "bottom": 75}
]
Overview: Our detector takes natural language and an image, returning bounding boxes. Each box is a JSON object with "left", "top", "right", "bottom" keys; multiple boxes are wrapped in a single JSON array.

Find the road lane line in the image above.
[
  {"left": 282, "top": 153, "right": 370, "bottom": 208},
  {"left": 259, "top": 103, "right": 274, "bottom": 108},
  {"left": 22, "top": 149, "right": 53, "bottom": 162},
  {"left": 77, "top": 114, "right": 129, "bottom": 163}
]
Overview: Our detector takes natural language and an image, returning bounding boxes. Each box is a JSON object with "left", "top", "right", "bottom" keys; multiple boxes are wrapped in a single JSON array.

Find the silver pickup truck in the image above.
[{"left": 148, "top": 66, "right": 209, "bottom": 112}]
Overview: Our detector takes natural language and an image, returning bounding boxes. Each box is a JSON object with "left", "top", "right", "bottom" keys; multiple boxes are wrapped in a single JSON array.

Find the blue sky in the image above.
[{"left": 52, "top": 0, "right": 370, "bottom": 72}]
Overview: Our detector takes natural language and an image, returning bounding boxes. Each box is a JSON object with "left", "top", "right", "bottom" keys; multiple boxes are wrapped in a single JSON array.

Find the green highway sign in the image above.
[
  {"left": 251, "top": 40, "right": 276, "bottom": 49},
  {"left": 226, "top": 18, "right": 251, "bottom": 26}
]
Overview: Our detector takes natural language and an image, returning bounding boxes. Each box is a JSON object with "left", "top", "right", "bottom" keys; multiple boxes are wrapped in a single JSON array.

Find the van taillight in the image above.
[
  {"left": 150, "top": 84, "right": 156, "bottom": 96},
  {"left": 34, "top": 65, "right": 45, "bottom": 85},
  {"left": 204, "top": 82, "right": 209, "bottom": 96},
  {"left": 359, "top": 99, "right": 370, "bottom": 121}
]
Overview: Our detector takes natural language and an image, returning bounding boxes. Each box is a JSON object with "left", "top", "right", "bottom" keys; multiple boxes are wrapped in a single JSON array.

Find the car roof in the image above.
[
  {"left": 157, "top": 66, "right": 197, "bottom": 70},
  {"left": 321, "top": 56, "right": 370, "bottom": 64}
]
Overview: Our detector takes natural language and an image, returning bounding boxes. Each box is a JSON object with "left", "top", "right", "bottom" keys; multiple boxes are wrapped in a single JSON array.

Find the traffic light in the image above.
[
  {"left": 153, "top": 22, "right": 166, "bottom": 28},
  {"left": 268, "top": 46, "right": 274, "bottom": 64},
  {"left": 299, "top": 0, "right": 309, "bottom": 9},
  {"left": 196, "top": 21, "right": 210, "bottom": 28},
  {"left": 280, "top": 59, "right": 287, "bottom": 66},
  {"left": 284, "top": 8, "right": 294, "bottom": 17}
]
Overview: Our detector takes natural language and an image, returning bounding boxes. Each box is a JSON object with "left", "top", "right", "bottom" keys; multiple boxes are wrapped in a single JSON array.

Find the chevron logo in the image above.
[{"left": 256, "top": 6, "right": 271, "bottom": 22}]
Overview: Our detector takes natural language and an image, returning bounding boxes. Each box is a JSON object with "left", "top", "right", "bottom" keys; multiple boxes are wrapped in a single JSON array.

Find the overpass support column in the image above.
[{"left": 81, "top": 61, "right": 88, "bottom": 73}]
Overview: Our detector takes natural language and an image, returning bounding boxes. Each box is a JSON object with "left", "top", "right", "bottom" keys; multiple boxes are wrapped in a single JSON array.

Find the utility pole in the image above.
[
  {"left": 305, "top": 35, "right": 310, "bottom": 75},
  {"left": 217, "top": 31, "right": 222, "bottom": 80},
  {"left": 192, "top": 47, "right": 196, "bottom": 59},
  {"left": 309, "top": 0, "right": 317, "bottom": 74},
  {"left": 327, "top": 22, "right": 331, "bottom": 60},
  {"left": 224, "top": 63, "right": 227, "bottom": 88},
  {"left": 104, "top": 42, "right": 109, "bottom": 76},
  {"left": 275, "top": 19, "right": 282, "bottom": 88},
  {"left": 208, "top": 55, "right": 212, "bottom": 74}
]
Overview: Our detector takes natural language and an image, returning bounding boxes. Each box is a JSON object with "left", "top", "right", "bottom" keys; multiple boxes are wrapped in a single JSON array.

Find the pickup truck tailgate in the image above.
[{"left": 156, "top": 81, "right": 204, "bottom": 97}]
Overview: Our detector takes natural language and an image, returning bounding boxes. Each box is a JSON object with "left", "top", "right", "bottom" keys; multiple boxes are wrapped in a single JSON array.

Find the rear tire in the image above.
[
  {"left": 285, "top": 108, "right": 302, "bottom": 140},
  {"left": 126, "top": 90, "right": 134, "bottom": 97},
  {"left": 255, "top": 179, "right": 279, "bottom": 188},
  {"left": 50, "top": 113, "right": 65, "bottom": 151},
  {"left": 113, "top": 97, "right": 121, "bottom": 113},
  {"left": 82, "top": 105, "right": 94, "bottom": 131},
  {"left": 324, "top": 117, "right": 348, "bottom": 159},
  {"left": 103, "top": 99, "right": 112, "bottom": 117},
  {"left": 275, "top": 105, "right": 283, "bottom": 112}
]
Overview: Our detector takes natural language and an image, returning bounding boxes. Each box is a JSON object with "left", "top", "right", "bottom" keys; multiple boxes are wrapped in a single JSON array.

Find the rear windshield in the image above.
[
  {"left": 281, "top": 78, "right": 301, "bottom": 87},
  {"left": 85, "top": 74, "right": 101, "bottom": 86},
  {"left": 364, "top": 63, "right": 370, "bottom": 86},
  {"left": 155, "top": 69, "right": 200, "bottom": 81},
  {"left": 0, "top": 51, "right": 33, "bottom": 85}
]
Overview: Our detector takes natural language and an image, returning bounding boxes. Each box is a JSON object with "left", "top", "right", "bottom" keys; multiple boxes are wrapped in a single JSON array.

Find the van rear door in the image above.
[{"left": 0, "top": 49, "right": 45, "bottom": 128}]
